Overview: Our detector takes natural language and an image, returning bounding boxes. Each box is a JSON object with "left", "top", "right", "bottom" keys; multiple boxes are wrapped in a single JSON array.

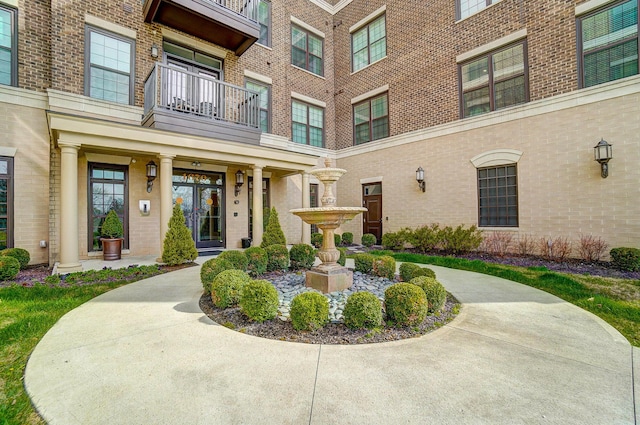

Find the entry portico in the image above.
[{"left": 49, "top": 112, "right": 318, "bottom": 273}]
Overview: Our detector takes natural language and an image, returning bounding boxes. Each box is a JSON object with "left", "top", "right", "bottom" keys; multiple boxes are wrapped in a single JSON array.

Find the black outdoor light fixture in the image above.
[
  {"left": 416, "top": 166, "right": 425, "bottom": 192},
  {"left": 235, "top": 169, "right": 244, "bottom": 197},
  {"left": 593, "top": 139, "right": 613, "bottom": 178},
  {"left": 146, "top": 161, "right": 157, "bottom": 192}
]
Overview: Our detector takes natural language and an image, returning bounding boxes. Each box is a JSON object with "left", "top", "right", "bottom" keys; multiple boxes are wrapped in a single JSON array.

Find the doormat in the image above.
[{"left": 197, "top": 250, "right": 222, "bottom": 257}]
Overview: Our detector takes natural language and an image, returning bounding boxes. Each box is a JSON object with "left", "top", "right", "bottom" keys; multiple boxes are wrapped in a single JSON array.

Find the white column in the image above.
[
  {"left": 301, "top": 172, "right": 311, "bottom": 245},
  {"left": 251, "top": 165, "right": 263, "bottom": 247},
  {"left": 57, "top": 143, "right": 82, "bottom": 273},
  {"left": 158, "top": 154, "right": 174, "bottom": 259}
]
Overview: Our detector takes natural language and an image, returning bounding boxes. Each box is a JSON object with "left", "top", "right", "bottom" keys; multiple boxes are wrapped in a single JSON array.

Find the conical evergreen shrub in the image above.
[
  {"left": 162, "top": 204, "right": 198, "bottom": 265},
  {"left": 260, "top": 207, "right": 286, "bottom": 248}
]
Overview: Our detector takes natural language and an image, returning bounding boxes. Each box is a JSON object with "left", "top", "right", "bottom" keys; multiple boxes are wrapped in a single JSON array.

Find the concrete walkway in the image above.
[{"left": 25, "top": 264, "right": 638, "bottom": 424}]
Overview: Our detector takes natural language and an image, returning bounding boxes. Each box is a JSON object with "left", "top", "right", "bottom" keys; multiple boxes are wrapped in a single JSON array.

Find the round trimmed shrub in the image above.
[
  {"left": 218, "top": 250, "right": 248, "bottom": 271},
  {"left": 334, "top": 233, "right": 342, "bottom": 247},
  {"left": 0, "top": 255, "right": 20, "bottom": 281},
  {"left": 372, "top": 255, "right": 396, "bottom": 280},
  {"left": 399, "top": 263, "right": 436, "bottom": 282},
  {"left": 341, "top": 232, "right": 354, "bottom": 245},
  {"left": 0, "top": 248, "right": 30, "bottom": 270},
  {"left": 337, "top": 247, "right": 347, "bottom": 266},
  {"left": 290, "top": 292, "right": 329, "bottom": 331},
  {"left": 290, "top": 244, "right": 316, "bottom": 270},
  {"left": 210, "top": 269, "right": 251, "bottom": 308},
  {"left": 410, "top": 276, "right": 447, "bottom": 313},
  {"left": 343, "top": 292, "right": 382, "bottom": 329},
  {"left": 244, "top": 246, "right": 268, "bottom": 276},
  {"left": 353, "top": 253, "right": 375, "bottom": 274},
  {"left": 384, "top": 283, "right": 428, "bottom": 327},
  {"left": 361, "top": 233, "right": 376, "bottom": 247},
  {"left": 200, "top": 258, "right": 234, "bottom": 294},
  {"left": 239, "top": 279, "right": 279, "bottom": 322},
  {"left": 610, "top": 247, "right": 640, "bottom": 272},
  {"left": 265, "top": 244, "right": 289, "bottom": 272},
  {"left": 311, "top": 233, "right": 322, "bottom": 248}
]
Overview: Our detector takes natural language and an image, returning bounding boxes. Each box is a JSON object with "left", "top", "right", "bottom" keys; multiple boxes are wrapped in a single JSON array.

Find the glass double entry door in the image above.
[{"left": 172, "top": 171, "right": 224, "bottom": 248}]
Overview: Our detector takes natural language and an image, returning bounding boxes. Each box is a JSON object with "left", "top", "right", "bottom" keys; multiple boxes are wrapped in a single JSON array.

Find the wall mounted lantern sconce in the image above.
[
  {"left": 416, "top": 166, "right": 425, "bottom": 192},
  {"left": 146, "top": 161, "right": 157, "bottom": 193},
  {"left": 593, "top": 139, "right": 613, "bottom": 178},
  {"left": 151, "top": 44, "right": 159, "bottom": 58},
  {"left": 234, "top": 170, "right": 244, "bottom": 197}
]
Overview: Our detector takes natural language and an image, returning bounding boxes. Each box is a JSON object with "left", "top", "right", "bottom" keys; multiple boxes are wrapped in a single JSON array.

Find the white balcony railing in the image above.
[
  {"left": 144, "top": 63, "right": 261, "bottom": 129},
  {"left": 204, "top": 0, "right": 258, "bottom": 22}
]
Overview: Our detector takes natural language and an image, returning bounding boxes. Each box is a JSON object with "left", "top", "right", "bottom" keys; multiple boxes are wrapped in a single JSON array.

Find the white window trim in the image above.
[
  {"left": 244, "top": 70, "right": 272, "bottom": 85},
  {"left": 291, "top": 92, "right": 326, "bottom": 108},
  {"left": 290, "top": 16, "right": 325, "bottom": 39},
  {"left": 457, "top": 29, "right": 527, "bottom": 63},
  {"left": 576, "top": 0, "right": 619, "bottom": 15},
  {"left": 163, "top": 28, "right": 227, "bottom": 59},
  {"left": 351, "top": 84, "right": 389, "bottom": 105},
  {"left": 85, "top": 14, "right": 136, "bottom": 39},
  {"left": 360, "top": 176, "right": 383, "bottom": 184},
  {"left": 456, "top": 0, "right": 503, "bottom": 23},
  {"left": 0, "top": 0, "right": 17, "bottom": 8},
  {"left": 349, "top": 5, "right": 387, "bottom": 33},
  {"left": 470, "top": 149, "right": 523, "bottom": 168}
]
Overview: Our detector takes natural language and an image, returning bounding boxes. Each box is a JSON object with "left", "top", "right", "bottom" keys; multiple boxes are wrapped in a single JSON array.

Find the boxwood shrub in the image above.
[
  {"left": 337, "top": 247, "right": 347, "bottom": 266},
  {"left": 610, "top": 247, "right": 640, "bottom": 272},
  {"left": 200, "top": 258, "right": 234, "bottom": 294},
  {"left": 210, "top": 269, "right": 251, "bottom": 308},
  {"left": 372, "top": 255, "right": 396, "bottom": 280},
  {"left": 361, "top": 233, "right": 376, "bottom": 247},
  {"left": 289, "top": 244, "right": 316, "bottom": 270},
  {"left": 0, "top": 248, "right": 30, "bottom": 270},
  {"left": 290, "top": 292, "right": 329, "bottom": 331},
  {"left": 343, "top": 292, "right": 382, "bottom": 329},
  {"left": 239, "top": 279, "right": 279, "bottom": 322},
  {"left": 384, "top": 283, "right": 428, "bottom": 327},
  {"left": 410, "top": 276, "right": 447, "bottom": 313},
  {"left": 244, "top": 246, "right": 268, "bottom": 276},
  {"left": 399, "top": 263, "right": 436, "bottom": 282},
  {"left": 218, "top": 250, "right": 248, "bottom": 271},
  {"left": 0, "top": 255, "right": 20, "bottom": 281},
  {"left": 265, "top": 244, "right": 289, "bottom": 272},
  {"left": 311, "top": 233, "right": 323, "bottom": 248},
  {"left": 353, "top": 253, "right": 375, "bottom": 274},
  {"left": 341, "top": 232, "right": 353, "bottom": 245}
]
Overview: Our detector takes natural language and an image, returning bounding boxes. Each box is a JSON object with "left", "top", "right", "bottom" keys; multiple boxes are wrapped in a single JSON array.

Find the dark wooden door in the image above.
[{"left": 362, "top": 183, "right": 382, "bottom": 244}]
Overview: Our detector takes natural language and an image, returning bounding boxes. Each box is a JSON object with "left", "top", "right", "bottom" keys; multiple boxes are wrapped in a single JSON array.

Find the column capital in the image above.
[
  {"left": 251, "top": 163, "right": 267, "bottom": 170},
  {"left": 58, "top": 141, "right": 81, "bottom": 150},
  {"left": 158, "top": 153, "right": 176, "bottom": 160}
]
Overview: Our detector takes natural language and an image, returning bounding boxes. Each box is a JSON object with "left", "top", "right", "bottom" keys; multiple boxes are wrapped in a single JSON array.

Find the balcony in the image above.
[
  {"left": 143, "top": 0, "right": 259, "bottom": 55},
  {"left": 142, "top": 63, "right": 261, "bottom": 144}
]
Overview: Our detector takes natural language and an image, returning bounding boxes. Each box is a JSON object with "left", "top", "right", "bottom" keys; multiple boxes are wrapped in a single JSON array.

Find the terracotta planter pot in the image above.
[{"left": 101, "top": 238, "right": 123, "bottom": 261}]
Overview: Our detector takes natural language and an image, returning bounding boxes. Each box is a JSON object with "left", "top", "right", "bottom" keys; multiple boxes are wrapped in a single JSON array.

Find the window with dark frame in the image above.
[
  {"left": 578, "top": 0, "right": 638, "bottom": 88},
  {"left": 353, "top": 93, "right": 389, "bottom": 145},
  {"left": 245, "top": 79, "right": 271, "bottom": 133},
  {"left": 89, "top": 163, "right": 128, "bottom": 251},
  {"left": 292, "top": 100, "right": 324, "bottom": 147},
  {"left": 458, "top": 0, "right": 498, "bottom": 20},
  {"left": 0, "top": 157, "right": 13, "bottom": 250},
  {"left": 0, "top": 5, "right": 17, "bottom": 86},
  {"left": 477, "top": 164, "right": 518, "bottom": 227},
  {"left": 291, "top": 25, "right": 323, "bottom": 76},
  {"left": 460, "top": 41, "right": 528, "bottom": 118},
  {"left": 85, "top": 26, "right": 135, "bottom": 105},
  {"left": 352, "top": 14, "right": 386, "bottom": 72},
  {"left": 257, "top": 0, "right": 271, "bottom": 47}
]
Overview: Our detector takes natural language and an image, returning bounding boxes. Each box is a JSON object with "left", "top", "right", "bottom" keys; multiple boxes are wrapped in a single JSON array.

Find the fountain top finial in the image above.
[{"left": 324, "top": 157, "right": 332, "bottom": 168}]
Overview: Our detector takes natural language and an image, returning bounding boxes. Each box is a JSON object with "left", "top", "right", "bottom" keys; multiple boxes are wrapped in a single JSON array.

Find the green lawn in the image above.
[
  {"left": 0, "top": 265, "right": 163, "bottom": 425},
  {"left": 381, "top": 252, "right": 640, "bottom": 347}
]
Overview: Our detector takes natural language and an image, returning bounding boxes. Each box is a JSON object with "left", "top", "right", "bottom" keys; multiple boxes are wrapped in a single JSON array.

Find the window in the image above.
[
  {"left": 89, "top": 164, "right": 127, "bottom": 251},
  {"left": 458, "top": 0, "right": 499, "bottom": 20},
  {"left": 292, "top": 100, "right": 324, "bottom": 147},
  {"left": 460, "top": 42, "right": 528, "bottom": 118},
  {"left": 257, "top": 0, "right": 271, "bottom": 47},
  {"left": 245, "top": 79, "right": 271, "bottom": 132},
  {"left": 478, "top": 165, "right": 518, "bottom": 227},
  {"left": 353, "top": 93, "right": 389, "bottom": 145},
  {"left": 310, "top": 183, "right": 318, "bottom": 234},
  {"left": 291, "top": 25, "right": 323, "bottom": 76},
  {"left": 85, "top": 27, "right": 135, "bottom": 105},
  {"left": 578, "top": 0, "right": 638, "bottom": 88},
  {"left": 0, "top": 5, "right": 17, "bottom": 86},
  {"left": 352, "top": 14, "right": 386, "bottom": 72},
  {"left": 0, "top": 157, "right": 13, "bottom": 249}
]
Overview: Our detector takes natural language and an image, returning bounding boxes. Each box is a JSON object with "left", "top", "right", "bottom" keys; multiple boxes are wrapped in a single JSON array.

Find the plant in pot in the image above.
[{"left": 101, "top": 209, "right": 124, "bottom": 261}]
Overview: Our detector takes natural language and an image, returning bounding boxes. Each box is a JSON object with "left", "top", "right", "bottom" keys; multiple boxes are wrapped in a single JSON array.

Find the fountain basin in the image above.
[{"left": 290, "top": 207, "right": 367, "bottom": 225}]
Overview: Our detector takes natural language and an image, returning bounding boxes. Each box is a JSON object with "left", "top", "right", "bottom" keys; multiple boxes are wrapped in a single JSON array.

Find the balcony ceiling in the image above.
[{"left": 143, "top": 0, "right": 259, "bottom": 55}]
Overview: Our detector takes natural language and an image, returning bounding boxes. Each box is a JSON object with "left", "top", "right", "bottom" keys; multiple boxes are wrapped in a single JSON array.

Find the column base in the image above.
[
  {"left": 305, "top": 266, "right": 353, "bottom": 293},
  {"left": 55, "top": 262, "right": 83, "bottom": 275}
]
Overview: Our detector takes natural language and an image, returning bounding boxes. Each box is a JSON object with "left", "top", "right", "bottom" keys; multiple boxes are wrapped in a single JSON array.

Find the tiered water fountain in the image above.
[{"left": 291, "top": 158, "right": 367, "bottom": 293}]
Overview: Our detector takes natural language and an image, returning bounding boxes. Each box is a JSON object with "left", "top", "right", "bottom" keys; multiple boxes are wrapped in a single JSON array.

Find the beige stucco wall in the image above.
[
  {"left": 336, "top": 83, "right": 640, "bottom": 254},
  {"left": 0, "top": 90, "right": 50, "bottom": 265}
]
